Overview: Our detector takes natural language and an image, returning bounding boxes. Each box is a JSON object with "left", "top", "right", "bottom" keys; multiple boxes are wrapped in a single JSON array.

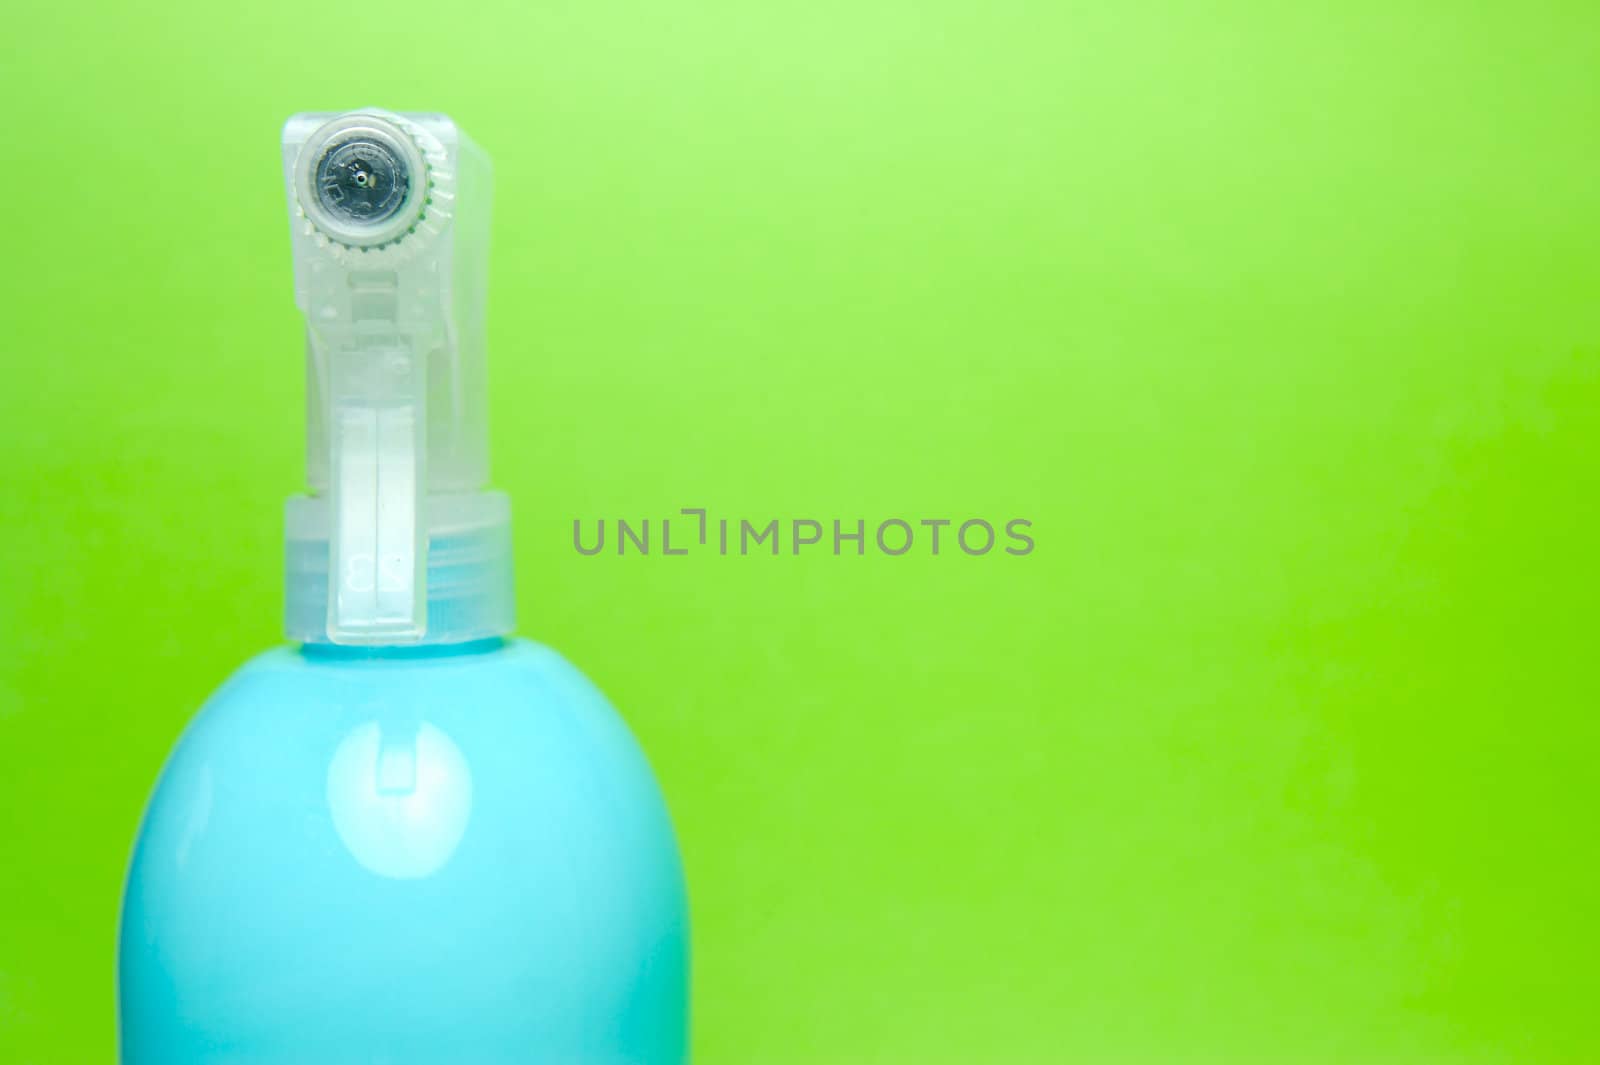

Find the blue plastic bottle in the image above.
[{"left": 117, "top": 110, "right": 689, "bottom": 1063}]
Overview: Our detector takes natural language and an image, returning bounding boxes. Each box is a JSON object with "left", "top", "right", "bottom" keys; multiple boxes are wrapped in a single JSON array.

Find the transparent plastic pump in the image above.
[{"left": 282, "top": 110, "right": 512, "bottom": 646}]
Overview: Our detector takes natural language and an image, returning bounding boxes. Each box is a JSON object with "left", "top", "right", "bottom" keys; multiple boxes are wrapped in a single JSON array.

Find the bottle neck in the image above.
[{"left": 300, "top": 636, "right": 507, "bottom": 662}]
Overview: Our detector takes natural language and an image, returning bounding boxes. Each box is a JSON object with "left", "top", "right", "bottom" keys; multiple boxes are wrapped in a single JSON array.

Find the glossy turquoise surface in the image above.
[{"left": 118, "top": 638, "right": 688, "bottom": 1063}]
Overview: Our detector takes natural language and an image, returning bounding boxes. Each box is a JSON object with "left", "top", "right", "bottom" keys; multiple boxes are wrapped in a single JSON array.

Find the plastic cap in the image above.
[{"left": 281, "top": 109, "right": 512, "bottom": 645}]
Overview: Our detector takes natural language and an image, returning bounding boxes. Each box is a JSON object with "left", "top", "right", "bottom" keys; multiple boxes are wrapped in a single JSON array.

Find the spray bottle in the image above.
[{"left": 117, "top": 109, "right": 689, "bottom": 1063}]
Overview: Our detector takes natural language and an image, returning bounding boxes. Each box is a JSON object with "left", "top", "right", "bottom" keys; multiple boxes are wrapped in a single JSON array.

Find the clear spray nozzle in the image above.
[{"left": 282, "top": 110, "right": 511, "bottom": 646}]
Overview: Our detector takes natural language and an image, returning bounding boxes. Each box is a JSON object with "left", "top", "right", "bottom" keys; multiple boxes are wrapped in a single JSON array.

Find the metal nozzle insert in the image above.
[{"left": 314, "top": 136, "right": 410, "bottom": 225}]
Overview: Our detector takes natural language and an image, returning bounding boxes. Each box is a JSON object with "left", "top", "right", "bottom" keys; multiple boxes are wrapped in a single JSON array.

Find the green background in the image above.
[{"left": 2, "top": 0, "right": 1596, "bottom": 1061}]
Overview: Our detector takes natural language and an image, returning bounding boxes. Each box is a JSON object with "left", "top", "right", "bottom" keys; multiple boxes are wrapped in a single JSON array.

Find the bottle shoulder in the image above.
[
  {"left": 177, "top": 637, "right": 633, "bottom": 762},
  {"left": 141, "top": 636, "right": 667, "bottom": 858},
  {"left": 233, "top": 635, "right": 553, "bottom": 677},
  {"left": 207, "top": 637, "right": 608, "bottom": 704}
]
